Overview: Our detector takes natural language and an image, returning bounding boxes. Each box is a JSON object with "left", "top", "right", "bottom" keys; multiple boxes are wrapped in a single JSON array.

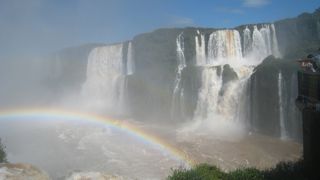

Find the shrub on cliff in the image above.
[
  {"left": 0, "top": 138, "right": 7, "bottom": 163},
  {"left": 168, "top": 164, "right": 263, "bottom": 180},
  {"left": 168, "top": 160, "right": 306, "bottom": 180}
]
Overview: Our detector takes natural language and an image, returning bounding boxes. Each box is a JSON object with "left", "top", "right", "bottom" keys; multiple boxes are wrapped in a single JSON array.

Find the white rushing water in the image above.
[
  {"left": 194, "top": 67, "right": 224, "bottom": 120},
  {"left": 185, "top": 24, "right": 281, "bottom": 137},
  {"left": 260, "top": 25, "right": 272, "bottom": 55},
  {"left": 271, "top": 24, "right": 281, "bottom": 58},
  {"left": 243, "top": 26, "right": 252, "bottom": 58},
  {"left": 317, "top": 21, "right": 320, "bottom": 39},
  {"left": 81, "top": 44, "right": 127, "bottom": 114},
  {"left": 207, "top": 30, "right": 243, "bottom": 65},
  {"left": 0, "top": 119, "right": 187, "bottom": 179},
  {"left": 244, "top": 24, "right": 281, "bottom": 64},
  {"left": 195, "top": 30, "right": 206, "bottom": 66},
  {"left": 252, "top": 25, "right": 269, "bottom": 62},
  {"left": 126, "top": 42, "right": 135, "bottom": 75},
  {"left": 193, "top": 65, "right": 254, "bottom": 123},
  {"left": 196, "top": 24, "right": 280, "bottom": 67},
  {"left": 278, "top": 71, "right": 287, "bottom": 140},
  {"left": 171, "top": 33, "right": 187, "bottom": 120}
]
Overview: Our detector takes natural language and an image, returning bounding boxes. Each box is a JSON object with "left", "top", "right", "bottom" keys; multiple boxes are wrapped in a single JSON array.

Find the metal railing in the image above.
[{"left": 297, "top": 71, "right": 320, "bottom": 111}]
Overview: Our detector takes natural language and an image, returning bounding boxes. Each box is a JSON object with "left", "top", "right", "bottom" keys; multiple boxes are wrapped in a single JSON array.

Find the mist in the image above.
[{"left": 0, "top": 0, "right": 314, "bottom": 179}]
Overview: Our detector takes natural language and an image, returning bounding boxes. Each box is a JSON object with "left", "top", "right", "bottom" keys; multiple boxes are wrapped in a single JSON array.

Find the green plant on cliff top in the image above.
[
  {"left": 0, "top": 138, "right": 7, "bottom": 163},
  {"left": 168, "top": 160, "right": 306, "bottom": 180}
]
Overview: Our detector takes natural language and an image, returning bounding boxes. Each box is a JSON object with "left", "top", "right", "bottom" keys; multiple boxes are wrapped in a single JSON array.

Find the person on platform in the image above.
[
  {"left": 298, "top": 48, "right": 320, "bottom": 72},
  {"left": 298, "top": 59, "right": 316, "bottom": 72},
  {"left": 307, "top": 48, "right": 320, "bottom": 71}
]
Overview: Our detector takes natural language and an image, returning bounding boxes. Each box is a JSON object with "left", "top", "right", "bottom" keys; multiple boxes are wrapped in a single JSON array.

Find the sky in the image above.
[{"left": 0, "top": 0, "right": 319, "bottom": 59}]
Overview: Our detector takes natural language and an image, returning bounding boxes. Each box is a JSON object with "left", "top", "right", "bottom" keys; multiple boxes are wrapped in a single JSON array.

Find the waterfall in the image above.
[
  {"left": 243, "top": 26, "right": 252, "bottom": 57},
  {"left": 126, "top": 42, "right": 135, "bottom": 75},
  {"left": 218, "top": 70, "right": 251, "bottom": 121},
  {"left": 171, "top": 33, "right": 187, "bottom": 120},
  {"left": 244, "top": 24, "right": 281, "bottom": 64},
  {"left": 81, "top": 44, "right": 127, "bottom": 114},
  {"left": 194, "top": 66, "right": 224, "bottom": 120},
  {"left": 252, "top": 25, "right": 268, "bottom": 61},
  {"left": 271, "top": 24, "right": 281, "bottom": 58},
  {"left": 278, "top": 71, "right": 287, "bottom": 140},
  {"left": 288, "top": 74, "right": 302, "bottom": 140},
  {"left": 205, "top": 24, "right": 280, "bottom": 66},
  {"left": 317, "top": 21, "right": 320, "bottom": 39},
  {"left": 192, "top": 25, "right": 280, "bottom": 131},
  {"left": 207, "top": 30, "right": 242, "bottom": 65},
  {"left": 260, "top": 25, "right": 272, "bottom": 55},
  {"left": 195, "top": 25, "right": 280, "bottom": 65},
  {"left": 194, "top": 65, "right": 253, "bottom": 121},
  {"left": 195, "top": 31, "right": 206, "bottom": 66}
]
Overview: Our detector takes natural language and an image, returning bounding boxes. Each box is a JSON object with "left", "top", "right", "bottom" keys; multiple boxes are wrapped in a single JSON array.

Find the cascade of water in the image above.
[
  {"left": 194, "top": 65, "right": 254, "bottom": 121},
  {"left": 171, "top": 33, "right": 187, "bottom": 120},
  {"left": 81, "top": 44, "right": 127, "bottom": 113},
  {"left": 278, "top": 71, "right": 287, "bottom": 140},
  {"left": 126, "top": 42, "right": 135, "bottom": 75},
  {"left": 270, "top": 24, "right": 281, "bottom": 58},
  {"left": 288, "top": 74, "right": 301, "bottom": 139},
  {"left": 208, "top": 31, "right": 224, "bottom": 64},
  {"left": 245, "top": 24, "right": 281, "bottom": 63},
  {"left": 180, "top": 87, "right": 186, "bottom": 119},
  {"left": 260, "top": 25, "right": 272, "bottom": 55},
  {"left": 207, "top": 30, "right": 242, "bottom": 65},
  {"left": 194, "top": 66, "right": 224, "bottom": 119},
  {"left": 317, "top": 21, "right": 320, "bottom": 39},
  {"left": 194, "top": 27, "right": 260, "bottom": 124},
  {"left": 252, "top": 25, "right": 268, "bottom": 61},
  {"left": 243, "top": 26, "right": 252, "bottom": 57},
  {"left": 195, "top": 31, "right": 206, "bottom": 66},
  {"left": 239, "top": 73, "right": 253, "bottom": 125},
  {"left": 230, "top": 30, "right": 243, "bottom": 61},
  {"left": 228, "top": 69, "right": 254, "bottom": 122},
  {"left": 198, "top": 25, "right": 280, "bottom": 66}
]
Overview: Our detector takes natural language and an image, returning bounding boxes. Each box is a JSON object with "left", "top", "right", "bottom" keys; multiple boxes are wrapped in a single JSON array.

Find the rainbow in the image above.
[{"left": 0, "top": 107, "right": 194, "bottom": 166}]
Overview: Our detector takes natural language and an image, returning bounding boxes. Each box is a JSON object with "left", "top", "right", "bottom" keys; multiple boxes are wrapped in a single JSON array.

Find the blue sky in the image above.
[{"left": 0, "top": 0, "right": 319, "bottom": 58}]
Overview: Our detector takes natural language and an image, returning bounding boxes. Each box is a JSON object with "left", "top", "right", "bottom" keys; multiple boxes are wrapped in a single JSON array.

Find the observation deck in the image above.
[{"left": 296, "top": 70, "right": 320, "bottom": 179}]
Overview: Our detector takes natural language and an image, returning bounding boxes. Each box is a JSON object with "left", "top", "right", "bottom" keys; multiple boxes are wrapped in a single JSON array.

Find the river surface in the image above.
[{"left": 0, "top": 117, "right": 302, "bottom": 179}]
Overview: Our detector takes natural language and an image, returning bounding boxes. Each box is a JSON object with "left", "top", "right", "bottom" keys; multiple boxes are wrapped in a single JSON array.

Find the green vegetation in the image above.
[
  {"left": 168, "top": 160, "right": 307, "bottom": 180},
  {"left": 0, "top": 138, "right": 7, "bottom": 163}
]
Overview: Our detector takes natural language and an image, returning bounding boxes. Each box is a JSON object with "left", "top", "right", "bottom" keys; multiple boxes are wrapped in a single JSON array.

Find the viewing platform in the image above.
[
  {"left": 296, "top": 70, "right": 320, "bottom": 179},
  {"left": 296, "top": 71, "right": 320, "bottom": 110}
]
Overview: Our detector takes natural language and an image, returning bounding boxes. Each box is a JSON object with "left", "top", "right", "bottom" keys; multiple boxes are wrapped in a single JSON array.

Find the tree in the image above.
[{"left": 0, "top": 138, "right": 7, "bottom": 163}]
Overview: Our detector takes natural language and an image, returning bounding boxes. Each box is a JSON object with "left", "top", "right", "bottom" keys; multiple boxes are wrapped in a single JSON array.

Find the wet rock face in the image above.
[
  {"left": 248, "top": 56, "right": 302, "bottom": 141},
  {"left": 66, "top": 172, "right": 125, "bottom": 180},
  {"left": 275, "top": 9, "right": 320, "bottom": 56},
  {"left": 0, "top": 163, "right": 127, "bottom": 180},
  {"left": 0, "top": 163, "right": 50, "bottom": 180},
  {"left": 45, "top": 9, "right": 320, "bottom": 140}
]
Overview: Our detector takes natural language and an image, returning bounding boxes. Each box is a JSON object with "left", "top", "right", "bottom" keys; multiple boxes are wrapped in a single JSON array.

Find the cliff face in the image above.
[
  {"left": 46, "top": 43, "right": 103, "bottom": 94},
  {"left": 48, "top": 8, "right": 320, "bottom": 141},
  {"left": 249, "top": 56, "right": 302, "bottom": 140},
  {"left": 247, "top": 8, "right": 320, "bottom": 140},
  {"left": 0, "top": 163, "right": 50, "bottom": 180},
  {"left": 275, "top": 8, "right": 320, "bottom": 56},
  {"left": 127, "top": 29, "right": 181, "bottom": 120}
]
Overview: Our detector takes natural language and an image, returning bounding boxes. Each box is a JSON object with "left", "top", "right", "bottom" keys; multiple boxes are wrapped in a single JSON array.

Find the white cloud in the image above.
[{"left": 243, "top": 0, "right": 270, "bottom": 7}]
